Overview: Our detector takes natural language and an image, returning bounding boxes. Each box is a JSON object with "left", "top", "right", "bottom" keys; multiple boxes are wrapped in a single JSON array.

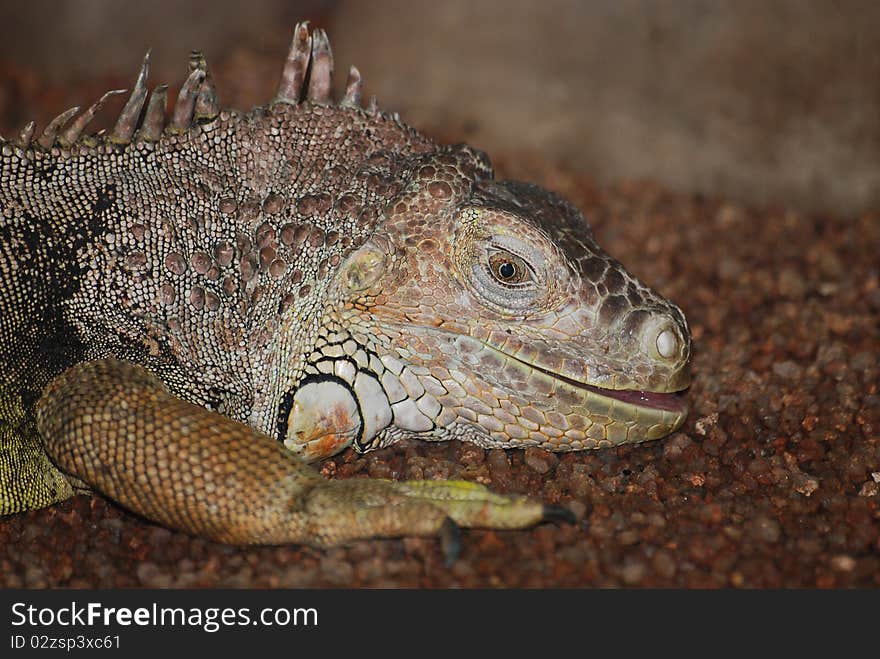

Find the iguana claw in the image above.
[
  {"left": 541, "top": 504, "right": 578, "bottom": 526},
  {"left": 439, "top": 518, "right": 462, "bottom": 567}
]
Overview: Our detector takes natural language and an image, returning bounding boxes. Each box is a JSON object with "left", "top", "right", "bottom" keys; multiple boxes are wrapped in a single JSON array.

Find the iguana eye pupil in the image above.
[{"left": 488, "top": 252, "right": 528, "bottom": 285}]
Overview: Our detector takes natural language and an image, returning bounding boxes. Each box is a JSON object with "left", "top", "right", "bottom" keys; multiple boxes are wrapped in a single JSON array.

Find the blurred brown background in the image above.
[{"left": 1, "top": 0, "right": 877, "bottom": 217}]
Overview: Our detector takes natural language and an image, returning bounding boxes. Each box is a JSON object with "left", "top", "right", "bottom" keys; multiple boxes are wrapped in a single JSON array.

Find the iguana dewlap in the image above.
[{"left": 0, "top": 24, "right": 691, "bottom": 547}]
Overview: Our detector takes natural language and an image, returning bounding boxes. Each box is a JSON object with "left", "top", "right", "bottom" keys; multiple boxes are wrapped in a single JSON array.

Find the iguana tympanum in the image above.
[{"left": 0, "top": 24, "right": 691, "bottom": 549}]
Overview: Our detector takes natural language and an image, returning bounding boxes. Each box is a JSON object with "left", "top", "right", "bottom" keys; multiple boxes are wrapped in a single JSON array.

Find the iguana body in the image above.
[{"left": 0, "top": 24, "right": 691, "bottom": 547}]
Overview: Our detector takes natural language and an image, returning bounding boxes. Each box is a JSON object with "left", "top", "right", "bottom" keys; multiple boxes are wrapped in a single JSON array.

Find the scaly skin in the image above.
[{"left": 0, "top": 23, "right": 691, "bottom": 547}]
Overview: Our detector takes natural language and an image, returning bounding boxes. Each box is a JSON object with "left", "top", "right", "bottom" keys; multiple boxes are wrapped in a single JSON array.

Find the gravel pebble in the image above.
[
  {"left": 523, "top": 447, "right": 558, "bottom": 474},
  {"left": 566, "top": 500, "right": 588, "bottom": 521},
  {"left": 620, "top": 560, "right": 648, "bottom": 585},
  {"left": 749, "top": 516, "right": 783, "bottom": 544},
  {"left": 858, "top": 481, "right": 878, "bottom": 497},
  {"left": 136, "top": 562, "right": 173, "bottom": 588},
  {"left": 830, "top": 555, "right": 856, "bottom": 572},
  {"left": 652, "top": 551, "right": 677, "bottom": 579},
  {"left": 772, "top": 360, "right": 803, "bottom": 380}
]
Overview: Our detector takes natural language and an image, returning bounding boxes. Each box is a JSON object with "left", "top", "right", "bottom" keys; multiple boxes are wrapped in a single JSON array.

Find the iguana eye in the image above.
[
  {"left": 488, "top": 252, "right": 531, "bottom": 285},
  {"left": 464, "top": 237, "right": 547, "bottom": 314}
]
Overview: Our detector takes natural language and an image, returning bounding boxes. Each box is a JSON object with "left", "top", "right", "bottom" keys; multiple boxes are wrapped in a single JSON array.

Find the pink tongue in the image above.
[{"left": 585, "top": 385, "right": 686, "bottom": 412}]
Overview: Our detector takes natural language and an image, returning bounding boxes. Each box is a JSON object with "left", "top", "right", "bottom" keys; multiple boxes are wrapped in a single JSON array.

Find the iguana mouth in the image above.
[
  {"left": 501, "top": 348, "right": 689, "bottom": 415},
  {"left": 554, "top": 372, "right": 688, "bottom": 413}
]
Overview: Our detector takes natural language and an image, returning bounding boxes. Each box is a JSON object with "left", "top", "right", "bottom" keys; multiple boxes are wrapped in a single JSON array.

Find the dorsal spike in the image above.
[
  {"left": 58, "top": 89, "right": 126, "bottom": 148},
  {"left": 109, "top": 51, "right": 150, "bottom": 145},
  {"left": 14, "top": 121, "right": 36, "bottom": 149},
  {"left": 189, "top": 50, "right": 206, "bottom": 71},
  {"left": 37, "top": 106, "right": 80, "bottom": 149},
  {"left": 169, "top": 67, "right": 206, "bottom": 134},
  {"left": 275, "top": 21, "right": 311, "bottom": 104},
  {"left": 306, "top": 28, "right": 334, "bottom": 103},
  {"left": 193, "top": 73, "right": 220, "bottom": 122},
  {"left": 341, "top": 66, "right": 363, "bottom": 108},
  {"left": 366, "top": 95, "right": 378, "bottom": 116},
  {"left": 139, "top": 84, "right": 168, "bottom": 141},
  {"left": 191, "top": 53, "right": 219, "bottom": 122},
  {"left": 194, "top": 73, "right": 219, "bottom": 121}
]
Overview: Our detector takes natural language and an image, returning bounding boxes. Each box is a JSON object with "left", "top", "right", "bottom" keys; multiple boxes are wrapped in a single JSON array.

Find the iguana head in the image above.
[{"left": 291, "top": 144, "right": 691, "bottom": 458}]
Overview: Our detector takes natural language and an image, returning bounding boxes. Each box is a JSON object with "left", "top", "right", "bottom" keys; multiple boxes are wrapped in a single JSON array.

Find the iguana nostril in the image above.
[
  {"left": 656, "top": 328, "right": 678, "bottom": 359},
  {"left": 623, "top": 310, "right": 681, "bottom": 361}
]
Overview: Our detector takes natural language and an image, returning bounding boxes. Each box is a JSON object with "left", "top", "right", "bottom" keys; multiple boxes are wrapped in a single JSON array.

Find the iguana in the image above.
[{"left": 0, "top": 23, "right": 691, "bottom": 550}]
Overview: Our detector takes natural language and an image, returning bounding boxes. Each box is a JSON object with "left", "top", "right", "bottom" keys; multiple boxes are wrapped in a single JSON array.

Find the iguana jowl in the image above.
[{"left": 0, "top": 24, "right": 691, "bottom": 547}]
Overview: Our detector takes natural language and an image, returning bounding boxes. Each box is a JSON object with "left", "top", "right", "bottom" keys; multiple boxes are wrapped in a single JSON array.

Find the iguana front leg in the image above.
[{"left": 35, "top": 359, "right": 560, "bottom": 547}]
